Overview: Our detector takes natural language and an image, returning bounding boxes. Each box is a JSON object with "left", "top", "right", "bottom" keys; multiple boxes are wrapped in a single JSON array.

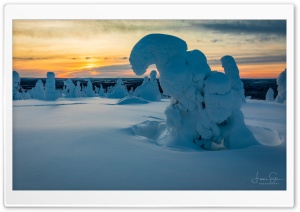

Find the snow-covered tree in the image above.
[
  {"left": 107, "top": 78, "right": 128, "bottom": 98},
  {"left": 274, "top": 69, "right": 286, "bottom": 104},
  {"left": 21, "top": 89, "right": 31, "bottom": 100},
  {"left": 13, "top": 71, "right": 22, "bottom": 100},
  {"left": 31, "top": 79, "right": 45, "bottom": 100},
  {"left": 265, "top": 88, "right": 275, "bottom": 101},
  {"left": 128, "top": 87, "right": 134, "bottom": 96},
  {"left": 85, "top": 79, "right": 94, "bottom": 97},
  {"left": 221, "top": 55, "right": 246, "bottom": 102},
  {"left": 94, "top": 85, "right": 100, "bottom": 95},
  {"left": 64, "top": 79, "right": 76, "bottom": 98},
  {"left": 45, "top": 72, "right": 59, "bottom": 101},
  {"left": 99, "top": 84, "right": 105, "bottom": 97},
  {"left": 134, "top": 70, "right": 161, "bottom": 101},
  {"left": 75, "top": 81, "right": 82, "bottom": 97},
  {"left": 129, "top": 33, "right": 256, "bottom": 150}
]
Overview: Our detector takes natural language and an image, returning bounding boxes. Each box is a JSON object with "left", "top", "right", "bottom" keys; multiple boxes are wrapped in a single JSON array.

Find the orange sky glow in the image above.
[{"left": 13, "top": 20, "right": 286, "bottom": 79}]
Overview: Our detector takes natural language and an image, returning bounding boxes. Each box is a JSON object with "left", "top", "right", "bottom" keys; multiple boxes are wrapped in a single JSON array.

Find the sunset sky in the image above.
[{"left": 13, "top": 20, "right": 286, "bottom": 78}]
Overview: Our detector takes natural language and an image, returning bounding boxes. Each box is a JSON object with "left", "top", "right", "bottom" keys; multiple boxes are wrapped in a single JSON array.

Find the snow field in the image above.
[{"left": 13, "top": 98, "right": 286, "bottom": 190}]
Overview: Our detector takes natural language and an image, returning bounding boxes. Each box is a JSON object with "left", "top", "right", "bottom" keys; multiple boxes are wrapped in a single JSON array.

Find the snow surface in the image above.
[{"left": 13, "top": 98, "right": 286, "bottom": 190}]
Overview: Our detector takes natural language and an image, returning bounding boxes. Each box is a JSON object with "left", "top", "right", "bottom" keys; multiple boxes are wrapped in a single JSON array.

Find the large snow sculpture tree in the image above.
[
  {"left": 134, "top": 70, "right": 161, "bottom": 101},
  {"left": 274, "top": 69, "right": 286, "bottom": 104},
  {"left": 45, "top": 72, "right": 58, "bottom": 101},
  {"left": 221, "top": 55, "right": 246, "bottom": 102},
  {"left": 13, "top": 71, "right": 22, "bottom": 100},
  {"left": 265, "top": 88, "right": 275, "bottom": 101},
  {"left": 129, "top": 33, "right": 256, "bottom": 150}
]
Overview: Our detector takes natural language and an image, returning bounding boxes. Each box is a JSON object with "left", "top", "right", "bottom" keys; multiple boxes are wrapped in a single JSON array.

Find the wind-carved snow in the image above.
[
  {"left": 133, "top": 70, "right": 161, "bottom": 101},
  {"left": 274, "top": 69, "right": 286, "bottom": 104},
  {"left": 130, "top": 33, "right": 257, "bottom": 150},
  {"left": 265, "top": 88, "right": 275, "bottom": 101}
]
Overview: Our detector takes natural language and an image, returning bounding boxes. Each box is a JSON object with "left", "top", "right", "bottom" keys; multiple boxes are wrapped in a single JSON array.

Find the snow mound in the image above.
[
  {"left": 117, "top": 96, "right": 149, "bottom": 105},
  {"left": 248, "top": 126, "right": 283, "bottom": 146}
]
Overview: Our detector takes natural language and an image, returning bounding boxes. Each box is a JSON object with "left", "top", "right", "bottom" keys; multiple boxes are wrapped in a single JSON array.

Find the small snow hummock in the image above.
[
  {"left": 45, "top": 72, "right": 59, "bottom": 101},
  {"left": 133, "top": 70, "right": 161, "bottom": 101},
  {"left": 265, "top": 88, "right": 275, "bottom": 101},
  {"left": 221, "top": 55, "right": 246, "bottom": 102},
  {"left": 107, "top": 78, "right": 128, "bottom": 98},
  {"left": 274, "top": 69, "right": 286, "bottom": 104},
  {"left": 130, "top": 33, "right": 256, "bottom": 150}
]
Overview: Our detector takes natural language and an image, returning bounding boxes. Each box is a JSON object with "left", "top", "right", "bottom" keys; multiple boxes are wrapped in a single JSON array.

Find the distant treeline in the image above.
[{"left": 20, "top": 78, "right": 277, "bottom": 100}]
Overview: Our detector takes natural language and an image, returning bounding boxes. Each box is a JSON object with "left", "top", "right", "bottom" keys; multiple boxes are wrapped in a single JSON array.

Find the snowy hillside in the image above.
[{"left": 13, "top": 97, "right": 286, "bottom": 190}]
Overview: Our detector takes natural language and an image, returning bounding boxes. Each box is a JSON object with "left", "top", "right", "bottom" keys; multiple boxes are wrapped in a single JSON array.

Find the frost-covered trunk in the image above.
[{"left": 130, "top": 33, "right": 257, "bottom": 150}]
